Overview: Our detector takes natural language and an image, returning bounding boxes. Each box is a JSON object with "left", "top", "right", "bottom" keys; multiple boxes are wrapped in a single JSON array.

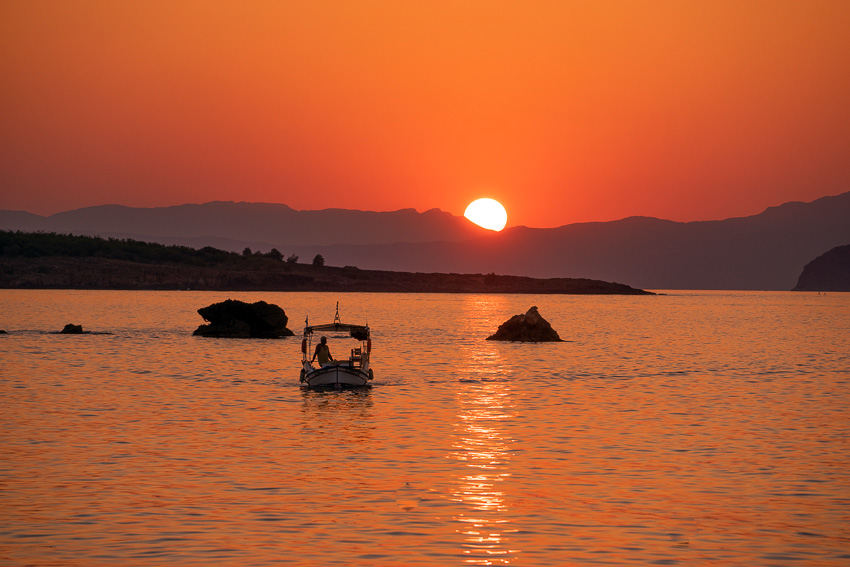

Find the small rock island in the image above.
[
  {"left": 487, "top": 306, "right": 564, "bottom": 342},
  {"left": 60, "top": 323, "right": 84, "bottom": 334},
  {"left": 193, "top": 299, "right": 295, "bottom": 338}
]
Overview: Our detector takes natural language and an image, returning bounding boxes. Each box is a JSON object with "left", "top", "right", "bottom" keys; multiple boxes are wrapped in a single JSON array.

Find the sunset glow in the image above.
[
  {"left": 464, "top": 198, "right": 508, "bottom": 231},
  {"left": 1, "top": 1, "right": 849, "bottom": 227}
]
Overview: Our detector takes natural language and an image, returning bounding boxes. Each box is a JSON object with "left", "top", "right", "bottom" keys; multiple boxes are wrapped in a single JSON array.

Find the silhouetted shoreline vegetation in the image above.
[
  {"left": 1, "top": 231, "right": 652, "bottom": 295},
  {"left": 1, "top": 230, "right": 282, "bottom": 266}
]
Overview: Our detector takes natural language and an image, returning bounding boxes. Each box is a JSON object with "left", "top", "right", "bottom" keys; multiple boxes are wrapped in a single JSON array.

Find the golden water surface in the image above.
[{"left": 1, "top": 290, "right": 848, "bottom": 565}]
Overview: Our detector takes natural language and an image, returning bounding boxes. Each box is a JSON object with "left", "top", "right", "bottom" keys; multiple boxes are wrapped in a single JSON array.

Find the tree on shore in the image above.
[
  {"left": 312, "top": 254, "right": 325, "bottom": 266},
  {"left": 267, "top": 248, "right": 283, "bottom": 261},
  {"left": 0, "top": 230, "right": 238, "bottom": 265},
  {"left": 286, "top": 254, "right": 299, "bottom": 264}
]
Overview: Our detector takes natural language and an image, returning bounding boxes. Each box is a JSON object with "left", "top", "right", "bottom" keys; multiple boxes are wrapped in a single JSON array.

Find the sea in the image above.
[{"left": 1, "top": 290, "right": 848, "bottom": 566}]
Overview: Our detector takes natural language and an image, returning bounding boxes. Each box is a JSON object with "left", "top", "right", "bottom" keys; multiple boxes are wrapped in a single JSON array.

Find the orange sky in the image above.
[{"left": 2, "top": 1, "right": 849, "bottom": 228}]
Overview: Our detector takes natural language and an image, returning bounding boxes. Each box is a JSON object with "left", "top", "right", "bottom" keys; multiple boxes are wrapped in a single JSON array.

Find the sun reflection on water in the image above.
[
  {"left": 451, "top": 296, "right": 520, "bottom": 564},
  {"left": 451, "top": 381, "right": 520, "bottom": 564}
]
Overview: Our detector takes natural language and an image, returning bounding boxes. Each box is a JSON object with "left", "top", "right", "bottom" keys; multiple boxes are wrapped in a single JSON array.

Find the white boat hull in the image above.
[{"left": 303, "top": 364, "right": 371, "bottom": 388}]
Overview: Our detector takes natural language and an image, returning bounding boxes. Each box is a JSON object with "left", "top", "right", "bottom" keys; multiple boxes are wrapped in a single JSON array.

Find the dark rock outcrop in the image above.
[
  {"left": 193, "top": 299, "right": 294, "bottom": 338},
  {"left": 793, "top": 244, "right": 850, "bottom": 291},
  {"left": 0, "top": 330, "right": 7, "bottom": 334},
  {"left": 486, "top": 306, "right": 564, "bottom": 342},
  {"left": 60, "top": 323, "right": 83, "bottom": 334}
]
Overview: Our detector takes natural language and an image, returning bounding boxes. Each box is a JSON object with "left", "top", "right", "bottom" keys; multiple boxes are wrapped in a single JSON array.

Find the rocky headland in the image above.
[{"left": 793, "top": 244, "right": 850, "bottom": 292}]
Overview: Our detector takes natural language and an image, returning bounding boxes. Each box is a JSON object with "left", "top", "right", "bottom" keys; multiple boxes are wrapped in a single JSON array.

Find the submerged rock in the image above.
[
  {"left": 193, "top": 299, "right": 294, "bottom": 338},
  {"left": 60, "top": 323, "right": 84, "bottom": 334},
  {"left": 486, "top": 306, "right": 564, "bottom": 342}
]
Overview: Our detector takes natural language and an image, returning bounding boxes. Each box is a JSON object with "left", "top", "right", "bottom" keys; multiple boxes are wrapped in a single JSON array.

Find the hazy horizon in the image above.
[{"left": 4, "top": 190, "right": 847, "bottom": 230}]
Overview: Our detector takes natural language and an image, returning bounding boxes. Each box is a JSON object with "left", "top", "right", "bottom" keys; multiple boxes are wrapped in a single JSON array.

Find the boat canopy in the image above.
[{"left": 304, "top": 323, "right": 369, "bottom": 341}]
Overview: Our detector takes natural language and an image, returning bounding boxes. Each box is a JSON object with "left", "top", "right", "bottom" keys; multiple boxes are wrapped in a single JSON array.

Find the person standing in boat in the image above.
[{"left": 311, "top": 336, "right": 334, "bottom": 367}]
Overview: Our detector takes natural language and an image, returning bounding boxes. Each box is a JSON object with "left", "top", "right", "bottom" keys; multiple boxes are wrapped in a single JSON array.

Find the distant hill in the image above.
[
  {"left": 0, "top": 201, "right": 488, "bottom": 247},
  {"left": 793, "top": 244, "right": 850, "bottom": 292},
  {"left": 0, "top": 231, "right": 650, "bottom": 295},
  {"left": 2, "top": 192, "right": 849, "bottom": 290},
  {"left": 283, "top": 192, "right": 850, "bottom": 290}
]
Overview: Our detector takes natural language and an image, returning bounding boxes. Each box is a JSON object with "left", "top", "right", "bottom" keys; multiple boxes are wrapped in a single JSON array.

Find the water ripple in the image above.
[{"left": 1, "top": 290, "right": 848, "bottom": 565}]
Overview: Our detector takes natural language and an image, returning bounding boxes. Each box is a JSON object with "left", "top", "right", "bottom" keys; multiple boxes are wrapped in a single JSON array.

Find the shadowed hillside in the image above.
[
  {"left": 286, "top": 192, "right": 850, "bottom": 290},
  {"left": 3, "top": 192, "right": 848, "bottom": 290},
  {"left": 793, "top": 245, "right": 850, "bottom": 292},
  {"left": 0, "top": 231, "right": 651, "bottom": 295},
  {"left": 0, "top": 202, "right": 489, "bottom": 247}
]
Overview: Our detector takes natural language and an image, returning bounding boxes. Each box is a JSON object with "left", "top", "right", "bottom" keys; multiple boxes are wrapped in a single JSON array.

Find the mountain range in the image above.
[
  {"left": 0, "top": 202, "right": 487, "bottom": 248},
  {"left": 2, "top": 192, "right": 849, "bottom": 290}
]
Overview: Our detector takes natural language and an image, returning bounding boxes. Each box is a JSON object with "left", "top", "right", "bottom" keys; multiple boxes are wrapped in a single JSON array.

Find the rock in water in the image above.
[
  {"left": 193, "top": 299, "right": 295, "bottom": 338},
  {"left": 60, "top": 323, "right": 84, "bottom": 334},
  {"left": 486, "top": 306, "right": 564, "bottom": 342}
]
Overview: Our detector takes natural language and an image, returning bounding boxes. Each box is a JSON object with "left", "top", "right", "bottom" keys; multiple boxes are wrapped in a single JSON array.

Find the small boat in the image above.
[{"left": 300, "top": 303, "right": 373, "bottom": 388}]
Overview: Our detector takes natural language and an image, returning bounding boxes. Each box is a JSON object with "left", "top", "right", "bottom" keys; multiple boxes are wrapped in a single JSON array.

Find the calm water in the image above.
[{"left": 1, "top": 290, "right": 848, "bottom": 566}]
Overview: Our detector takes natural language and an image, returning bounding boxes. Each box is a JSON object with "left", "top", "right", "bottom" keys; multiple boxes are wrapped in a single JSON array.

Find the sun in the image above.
[{"left": 464, "top": 198, "right": 508, "bottom": 231}]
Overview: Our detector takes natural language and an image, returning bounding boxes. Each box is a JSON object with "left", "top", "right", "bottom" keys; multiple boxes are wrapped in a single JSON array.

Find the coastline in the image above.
[{"left": 0, "top": 256, "right": 652, "bottom": 295}]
